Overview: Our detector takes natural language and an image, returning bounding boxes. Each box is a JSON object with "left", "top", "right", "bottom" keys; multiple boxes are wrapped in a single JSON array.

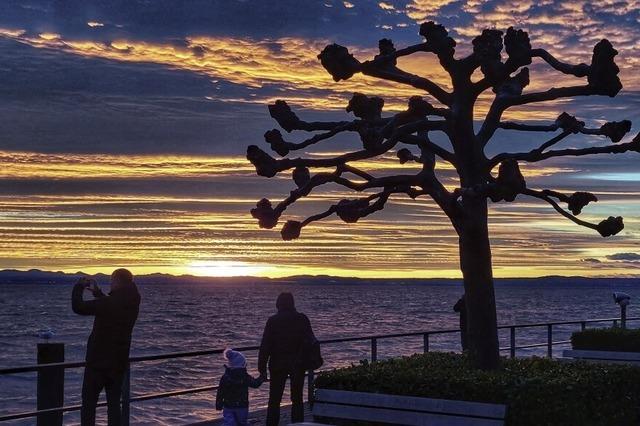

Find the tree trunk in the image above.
[{"left": 458, "top": 197, "right": 500, "bottom": 370}]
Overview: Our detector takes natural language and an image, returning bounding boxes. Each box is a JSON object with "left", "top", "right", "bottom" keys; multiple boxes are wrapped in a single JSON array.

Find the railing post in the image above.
[
  {"left": 423, "top": 333, "right": 430, "bottom": 353},
  {"left": 121, "top": 363, "right": 131, "bottom": 426},
  {"left": 509, "top": 327, "right": 516, "bottom": 358},
  {"left": 613, "top": 319, "right": 618, "bottom": 328},
  {"left": 307, "top": 369, "right": 315, "bottom": 406},
  {"left": 37, "top": 342, "right": 64, "bottom": 426},
  {"left": 580, "top": 321, "right": 586, "bottom": 331},
  {"left": 547, "top": 324, "right": 553, "bottom": 358},
  {"left": 371, "top": 338, "right": 377, "bottom": 363}
]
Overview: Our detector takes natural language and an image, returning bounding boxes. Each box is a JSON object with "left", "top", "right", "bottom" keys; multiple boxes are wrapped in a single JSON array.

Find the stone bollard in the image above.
[{"left": 37, "top": 343, "right": 65, "bottom": 426}]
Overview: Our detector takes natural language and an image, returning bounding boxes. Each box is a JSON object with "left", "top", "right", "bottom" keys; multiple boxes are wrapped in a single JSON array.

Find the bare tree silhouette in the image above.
[{"left": 247, "top": 23, "right": 638, "bottom": 369}]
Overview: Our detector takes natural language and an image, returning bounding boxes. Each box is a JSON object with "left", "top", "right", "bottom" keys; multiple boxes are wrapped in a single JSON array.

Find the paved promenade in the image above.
[{"left": 190, "top": 403, "right": 312, "bottom": 425}]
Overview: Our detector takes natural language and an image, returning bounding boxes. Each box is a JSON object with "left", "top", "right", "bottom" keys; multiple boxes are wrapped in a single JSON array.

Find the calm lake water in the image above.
[{"left": 1, "top": 278, "right": 638, "bottom": 425}]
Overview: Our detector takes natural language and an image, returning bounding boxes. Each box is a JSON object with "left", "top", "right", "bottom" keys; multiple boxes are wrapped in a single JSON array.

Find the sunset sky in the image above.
[{"left": 0, "top": 0, "right": 639, "bottom": 278}]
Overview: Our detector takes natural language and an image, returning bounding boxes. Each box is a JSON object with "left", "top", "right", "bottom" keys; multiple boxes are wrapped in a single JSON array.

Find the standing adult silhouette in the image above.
[
  {"left": 454, "top": 294, "right": 468, "bottom": 351},
  {"left": 258, "top": 293, "right": 314, "bottom": 425},
  {"left": 72, "top": 268, "right": 141, "bottom": 426}
]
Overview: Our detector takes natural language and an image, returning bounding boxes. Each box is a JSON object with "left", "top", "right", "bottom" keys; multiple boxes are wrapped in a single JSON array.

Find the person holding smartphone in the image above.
[{"left": 72, "top": 269, "right": 141, "bottom": 426}]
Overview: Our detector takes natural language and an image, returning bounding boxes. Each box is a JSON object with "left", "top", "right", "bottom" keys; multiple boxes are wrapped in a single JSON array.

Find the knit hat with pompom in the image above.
[{"left": 224, "top": 348, "right": 247, "bottom": 369}]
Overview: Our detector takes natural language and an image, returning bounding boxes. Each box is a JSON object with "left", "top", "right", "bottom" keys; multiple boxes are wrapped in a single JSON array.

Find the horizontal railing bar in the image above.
[
  {"left": 496, "top": 317, "right": 638, "bottom": 329},
  {"left": 319, "top": 328, "right": 461, "bottom": 344},
  {"left": 130, "top": 348, "right": 230, "bottom": 362},
  {"left": 0, "top": 360, "right": 86, "bottom": 375},
  {"left": 129, "top": 385, "right": 218, "bottom": 402},
  {"left": 128, "top": 368, "right": 335, "bottom": 403},
  {"left": 0, "top": 400, "right": 106, "bottom": 421},
  {"left": 499, "top": 340, "right": 572, "bottom": 351},
  {"left": 1, "top": 317, "right": 636, "bottom": 375},
  {"left": 0, "top": 369, "right": 328, "bottom": 421},
  {"left": 0, "top": 385, "right": 224, "bottom": 421}
]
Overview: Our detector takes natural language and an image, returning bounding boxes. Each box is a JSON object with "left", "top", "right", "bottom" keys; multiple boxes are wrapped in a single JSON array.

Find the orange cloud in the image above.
[{"left": 2, "top": 26, "right": 628, "bottom": 120}]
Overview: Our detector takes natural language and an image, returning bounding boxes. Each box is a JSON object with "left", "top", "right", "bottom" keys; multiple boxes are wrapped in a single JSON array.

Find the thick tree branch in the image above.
[
  {"left": 509, "top": 85, "right": 594, "bottom": 106},
  {"left": 399, "top": 134, "right": 456, "bottom": 165},
  {"left": 478, "top": 86, "right": 597, "bottom": 145},
  {"left": 265, "top": 122, "right": 358, "bottom": 156},
  {"left": 305, "top": 190, "right": 393, "bottom": 226},
  {"left": 476, "top": 99, "right": 506, "bottom": 144},
  {"left": 272, "top": 169, "right": 423, "bottom": 221},
  {"left": 369, "top": 42, "right": 430, "bottom": 62},
  {"left": 497, "top": 122, "right": 558, "bottom": 132},
  {"left": 286, "top": 179, "right": 457, "bottom": 240},
  {"left": 249, "top": 118, "right": 449, "bottom": 176},
  {"left": 496, "top": 114, "right": 632, "bottom": 150},
  {"left": 282, "top": 186, "right": 435, "bottom": 240},
  {"left": 521, "top": 188, "right": 624, "bottom": 237},
  {"left": 537, "top": 189, "right": 598, "bottom": 215},
  {"left": 535, "top": 130, "right": 572, "bottom": 152},
  {"left": 360, "top": 65, "right": 452, "bottom": 106},
  {"left": 317, "top": 29, "right": 455, "bottom": 106},
  {"left": 268, "top": 100, "right": 358, "bottom": 132},
  {"left": 490, "top": 136, "right": 640, "bottom": 168},
  {"left": 267, "top": 97, "right": 454, "bottom": 158},
  {"left": 522, "top": 188, "right": 599, "bottom": 230},
  {"left": 531, "top": 48, "right": 590, "bottom": 77},
  {"left": 337, "top": 164, "right": 374, "bottom": 181}
]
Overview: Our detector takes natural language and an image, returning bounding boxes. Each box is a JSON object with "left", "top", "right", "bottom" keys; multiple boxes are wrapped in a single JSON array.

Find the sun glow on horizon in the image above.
[
  {"left": 43, "top": 264, "right": 640, "bottom": 280},
  {"left": 185, "top": 260, "right": 273, "bottom": 277}
]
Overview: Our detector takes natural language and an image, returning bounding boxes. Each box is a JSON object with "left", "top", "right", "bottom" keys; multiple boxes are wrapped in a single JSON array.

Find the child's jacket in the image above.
[{"left": 215, "top": 367, "right": 262, "bottom": 410}]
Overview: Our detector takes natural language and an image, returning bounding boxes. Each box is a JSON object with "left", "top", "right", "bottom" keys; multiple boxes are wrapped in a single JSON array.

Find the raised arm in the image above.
[{"left": 71, "top": 279, "right": 109, "bottom": 316}]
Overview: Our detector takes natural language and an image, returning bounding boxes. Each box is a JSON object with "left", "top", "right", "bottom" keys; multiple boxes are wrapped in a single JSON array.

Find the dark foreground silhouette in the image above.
[
  {"left": 258, "top": 292, "right": 318, "bottom": 426},
  {"left": 215, "top": 349, "right": 264, "bottom": 425},
  {"left": 454, "top": 295, "right": 468, "bottom": 351},
  {"left": 72, "top": 268, "right": 140, "bottom": 426}
]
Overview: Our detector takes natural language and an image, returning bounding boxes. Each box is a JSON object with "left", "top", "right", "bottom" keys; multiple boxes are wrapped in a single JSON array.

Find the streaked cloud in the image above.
[
  {"left": 606, "top": 252, "right": 640, "bottom": 262},
  {"left": 0, "top": 150, "right": 637, "bottom": 277}
]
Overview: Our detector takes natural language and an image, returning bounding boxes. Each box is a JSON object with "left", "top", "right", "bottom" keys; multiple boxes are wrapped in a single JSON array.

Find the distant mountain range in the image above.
[
  {"left": 0, "top": 268, "right": 267, "bottom": 285},
  {"left": 0, "top": 268, "right": 637, "bottom": 286}
]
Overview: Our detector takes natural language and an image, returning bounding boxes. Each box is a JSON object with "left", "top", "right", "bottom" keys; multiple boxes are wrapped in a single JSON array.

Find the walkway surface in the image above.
[{"left": 190, "top": 403, "right": 312, "bottom": 425}]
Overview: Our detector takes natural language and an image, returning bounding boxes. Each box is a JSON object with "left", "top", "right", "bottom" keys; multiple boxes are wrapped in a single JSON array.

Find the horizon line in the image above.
[{"left": 2, "top": 268, "right": 639, "bottom": 281}]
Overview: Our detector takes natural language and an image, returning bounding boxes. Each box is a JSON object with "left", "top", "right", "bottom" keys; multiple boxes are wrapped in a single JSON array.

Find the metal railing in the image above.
[{"left": 0, "top": 316, "right": 637, "bottom": 424}]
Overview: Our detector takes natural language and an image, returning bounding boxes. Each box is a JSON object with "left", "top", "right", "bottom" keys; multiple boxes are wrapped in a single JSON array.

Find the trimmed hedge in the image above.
[
  {"left": 314, "top": 352, "right": 640, "bottom": 426},
  {"left": 572, "top": 327, "right": 640, "bottom": 352}
]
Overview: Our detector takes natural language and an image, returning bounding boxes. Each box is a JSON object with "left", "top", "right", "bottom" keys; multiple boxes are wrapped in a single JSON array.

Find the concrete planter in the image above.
[
  {"left": 301, "top": 389, "right": 507, "bottom": 426},
  {"left": 563, "top": 349, "right": 640, "bottom": 365}
]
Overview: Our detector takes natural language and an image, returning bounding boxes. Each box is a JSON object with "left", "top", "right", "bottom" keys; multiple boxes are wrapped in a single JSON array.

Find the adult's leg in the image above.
[
  {"left": 289, "top": 369, "right": 306, "bottom": 423},
  {"left": 235, "top": 407, "right": 249, "bottom": 426},
  {"left": 265, "top": 369, "right": 287, "bottom": 426},
  {"left": 81, "top": 367, "right": 105, "bottom": 426},
  {"left": 222, "top": 408, "right": 237, "bottom": 426},
  {"left": 104, "top": 370, "right": 125, "bottom": 426}
]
